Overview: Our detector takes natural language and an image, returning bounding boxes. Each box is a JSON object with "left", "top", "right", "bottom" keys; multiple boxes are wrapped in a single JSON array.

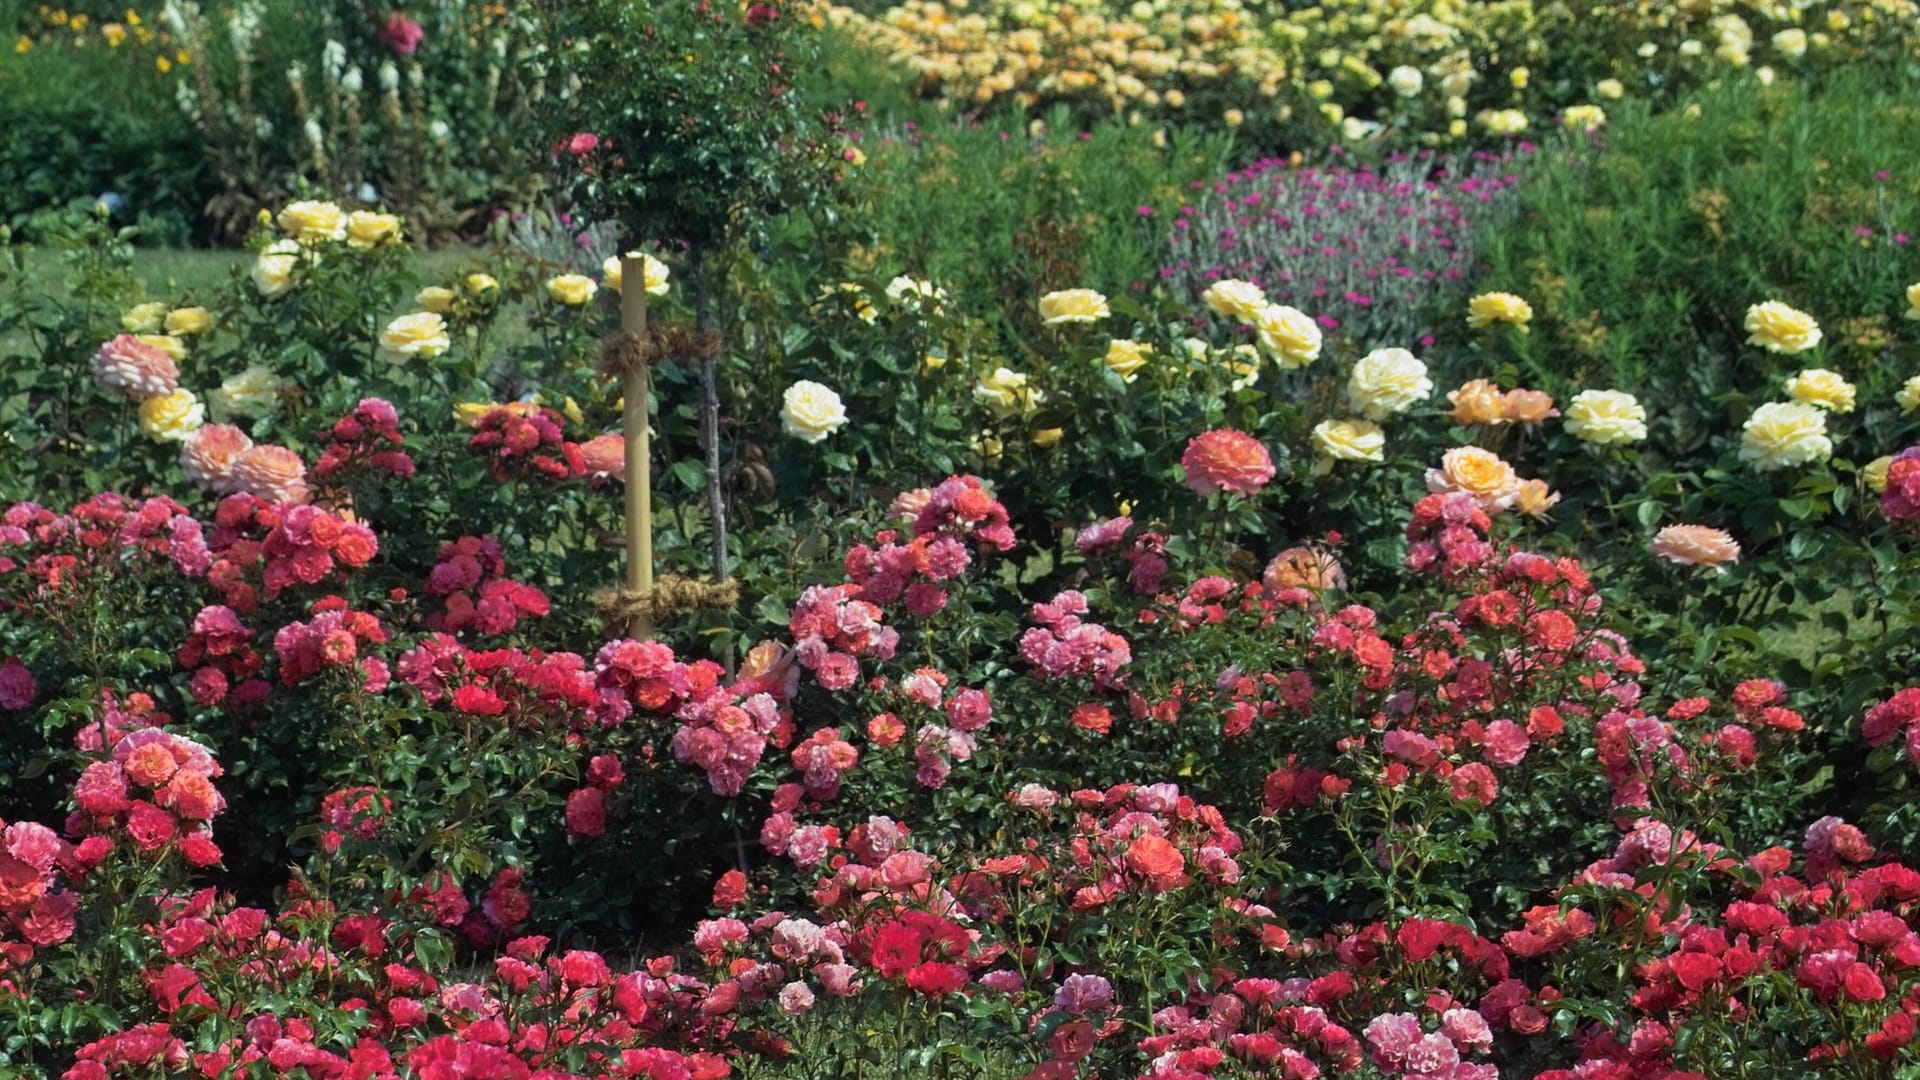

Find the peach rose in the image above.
[
  {"left": 1181, "top": 428, "right": 1275, "bottom": 498},
  {"left": 1263, "top": 547, "right": 1346, "bottom": 592},
  {"left": 179, "top": 423, "right": 254, "bottom": 493},
  {"left": 1650, "top": 525, "right": 1741, "bottom": 570},
  {"left": 1503, "top": 389, "right": 1558, "bottom": 424},
  {"left": 1425, "top": 446, "right": 1521, "bottom": 510},
  {"left": 230, "top": 445, "right": 311, "bottom": 505},
  {"left": 1447, "top": 379, "right": 1508, "bottom": 426}
]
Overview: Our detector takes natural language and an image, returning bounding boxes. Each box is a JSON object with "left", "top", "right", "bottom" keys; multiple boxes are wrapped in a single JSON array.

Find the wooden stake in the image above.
[{"left": 620, "top": 255, "right": 654, "bottom": 641}]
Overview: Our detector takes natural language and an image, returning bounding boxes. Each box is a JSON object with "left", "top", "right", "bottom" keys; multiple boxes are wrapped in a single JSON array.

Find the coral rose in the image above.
[
  {"left": 1182, "top": 429, "right": 1275, "bottom": 497},
  {"left": 230, "top": 445, "right": 311, "bottom": 505},
  {"left": 1125, "top": 835, "right": 1186, "bottom": 891},
  {"left": 579, "top": 433, "right": 625, "bottom": 482}
]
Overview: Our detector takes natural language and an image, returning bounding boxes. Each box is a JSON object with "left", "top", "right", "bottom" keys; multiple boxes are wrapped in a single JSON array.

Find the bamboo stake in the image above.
[{"left": 619, "top": 255, "right": 654, "bottom": 641}]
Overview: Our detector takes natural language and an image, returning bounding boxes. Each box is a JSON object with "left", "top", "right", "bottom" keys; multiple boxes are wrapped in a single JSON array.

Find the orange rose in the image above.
[
  {"left": 230, "top": 444, "right": 311, "bottom": 505},
  {"left": 578, "top": 433, "right": 626, "bottom": 482},
  {"left": 1503, "top": 389, "right": 1558, "bottom": 424},
  {"left": 1263, "top": 546, "right": 1347, "bottom": 592},
  {"left": 1425, "top": 447, "right": 1521, "bottom": 511},
  {"left": 179, "top": 423, "right": 254, "bottom": 494}
]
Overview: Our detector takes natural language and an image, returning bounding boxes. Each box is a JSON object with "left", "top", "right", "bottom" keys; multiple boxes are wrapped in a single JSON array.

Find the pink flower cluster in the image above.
[
  {"left": 0, "top": 495, "right": 209, "bottom": 602},
  {"left": 311, "top": 398, "right": 416, "bottom": 484},
  {"left": 1165, "top": 148, "right": 1528, "bottom": 347},
  {"left": 671, "top": 687, "right": 784, "bottom": 796},
  {"left": 177, "top": 604, "right": 265, "bottom": 707},
  {"left": 788, "top": 584, "right": 900, "bottom": 691},
  {"left": 0, "top": 657, "right": 36, "bottom": 710},
  {"left": 1864, "top": 686, "right": 1920, "bottom": 771},
  {"left": 424, "top": 536, "right": 550, "bottom": 636},
  {"left": 207, "top": 497, "right": 378, "bottom": 608},
  {"left": 272, "top": 597, "right": 390, "bottom": 690},
  {"left": 0, "top": 816, "right": 74, "bottom": 950},
  {"left": 1020, "top": 590, "right": 1131, "bottom": 687},
  {"left": 898, "top": 475, "right": 1015, "bottom": 551},
  {"left": 843, "top": 529, "right": 973, "bottom": 617},
  {"left": 789, "top": 726, "right": 860, "bottom": 800},
  {"left": 317, "top": 785, "right": 393, "bottom": 853},
  {"left": 71, "top": 726, "right": 225, "bottom": 869},
  {"left": 1404, "top": 492, "right": 1496, "bottom": 576},
  {"left": 467, "top": 406, "right": 582, "bottom": 482},
  {"left": 564, "top": 754, "right": 625, "bottom": 838}
]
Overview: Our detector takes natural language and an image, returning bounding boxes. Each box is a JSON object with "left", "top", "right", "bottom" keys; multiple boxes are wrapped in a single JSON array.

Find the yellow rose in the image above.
[
  {"left": 1311, "top": 418, "right": 1385, "bottom": 464},
  {"left": 345, "top": 210, "right": 402, "bottom": 248},
  {"left": 1467, "top": 291, "right": 1532, "bottom": 329},
  {"left": 1347, "top": 347, "right": 1431, "bottom": 419},
  {"left": 121, "top": 301, "right": 169, "bottom": 333},
  {"left": 1250, "top": 303, "right": 1322, "bottom": 368},
  {"left": 277, "top": 200, "right": 347, "bottom": 245},
  {"left": 1425, "top": 446, "right": 1521, "bottom": 510},
  {"left": 1597, "top": 77, "right": 1625, "bottom": 100},
  {"left": 1772, "top": 28, "right": 1807, "bottom": 58},
  {"left": 1104, "top": 339, "right": 1152, "bottom": 383},
  {"left": 1898, "top": 375, "right": 1920, "bottom": 414},
  {"left": 213, "top": 367, "right": 287, "bottom": 418},
  {"left": 604, "top": 253, "right": 671, "bottom": 296},
  {"left": 1784, "top": 368, "right": 1856, "bottom": 413},
  {"left": 921, "top": 352, "right": 949, "bottom": 375},
  {"left": 974, "top": 367, "right": 1043, "bottom": 418},
  {"left": 138, "top": 388, "right": 205, "bottom": 442},
  {"left": 547, "top": 274, "right": 598, "bottom": 307},
  {"left": 885, "top": 275, "right": 948, "bottom": 313},
  {"left": 417, "top": 287, "right": 456, "bottom": 314},
  {"left": 1478, "top": 108, "right": 1528, "bottom": 135},
  {"left": 1863, "top": 455, "right": 1893, "bottom": 494},
  {"left": 164, "top": 307, "right": 212, "bottom": 335},
  {"left": 1744, "top": 300, "right": 1821, "bottom": 353},
  {"left": 1387, "top": 65, "right": 1423, "bottom": 97},
  {"left": 1039, "top": 288, "right": 1110, "bottom": 326},
  {"left": 1031, "top": 427, "right": 1064, "bottom": 449},
  {"left": 1739, "top": 401, "right": 1832, "bottom": 470},
  {"left": 253, "top": 240, "right": 302, "bottom": 299},
  {"left": 781, "top": 380, "right": 848, "bottom": 443},
  {"left": 379, "top": 312, "right": 451, "bottom": 361},
  {"left": 1903, "top": 283, "right": 1920, "bottom": 321},
  {"left": 134, "top": 334, "right": 187, "bottom": 362},
  {"left": 1202, "top": 279, "right": 1268, "bottom": 322},
  {"left": 465, "top": 273, "right": 500, "bottom": 298},
  {"left": 1563, "top": 389, "right": 1648, "bottom": 444}
]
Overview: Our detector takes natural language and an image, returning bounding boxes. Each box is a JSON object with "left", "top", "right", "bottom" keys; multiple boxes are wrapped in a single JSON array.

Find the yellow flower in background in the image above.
[
  {"left": 1039, "top": 288, "right": 1110, "bottom": 325},
  {"left": 253, "top": 240, "right": 302, "bottom": 299},
  {"left": 1562, "top": 104, "right": 1607, "bottom": 132},
  {"left": 1202, "top": 279, "right": 1268, "bottom": 322},
  {"left": 1597, "top": 78, "right": 1626, "bottom": 100},
  {"left": 277, "top": 200, "right": 347, "bottom": 245},
  {"left": 1744, "top": 300, "right": 1821, "bottom": 353},
  {"left": 1251, "top": 303, "right": 1322, "bottom": 368},
  {"left": 1467, "top": 291, "right": 1532, "bottom": 330},
  {"left": 1897, "top": 374, "right": 1920, "bottom": 414},
  {"left": 1478, "top": 108, "right": 1528, "bottom": 135},
  {"left": 1104, "top": 339, "right": 1151, "bottom": 383},
  {"left": 1864, "top": 455, "right": 1893, "bottom": 493},
  {"left": 454, "top": 402, "right": 500, "bottom": 427},
  {"left": 345, "top": 211, "right": 403, "bottom": 248},
  {"left": 1563, "top": 389, "right": 1648, "bottom": 444},
  {"left": 138, "top": 389, "right": 205, "bottom": 442},
  {"left": 1739, "top": 401, "right": 1832, "bottom": 470},
  {"left": 465, "top": 273, "right": 500, "bottom": 297},
  {"left": 164, "top": 307, "right": 212, "bottom": 335},
  {"left": 1311, "top": 418, "right": 1385, "bottom": 465},
  {"left": 1903, "top": 283, "right": 1920, "bottom": 320},
  {"left": 378, "top": 312, "right": 451, "bottom": 361},
  {"left": 1387, "top": 65, "right": 1423, "bottom": 97},
  {"left": 134, "top": 334, "right": 187, "bottom": 362},
  {"left": 1784, "top": 368, "right": 1856, "bottom": 413},
  {"left": 417, "top": 286, "right": 456, "bottom": 314},
  {"left": 1031, "top": 427, "right": 1064, "bottom": 449},
  {"left": 121, "top": 302, "right": 168, "bottom": 334},
  {"left": 972, "top": 430, "right": 1004, "bottom": 464},
  {"left": 1347, "top": 347, "right": 1431, "bottom": 420},
  {"left": 921, "top": 352, "right": 949, "bottom": 375},
  {"left": 562, "top": 397, "right": 585, "bottom": 426},
  {"left": 603, "top": 252, "right": 671, "bottom": 296},
  {"left": 974, "top": 367, "right": 1043, "bottom": 418},
  {"left": 213, "top": 367, "right": 287, "bottom": 418},
  {"left": 782, "top": 380, "right": 849, "bottom": 443},
  {"left": 820, "top": 282, "right": 877, "bottom": 323},
  {"left": 1773, "top": 28, "right": 1808, "bottom": 58},
  {"left": 547, "top": 274, "right": 598, "bottom": 307}
]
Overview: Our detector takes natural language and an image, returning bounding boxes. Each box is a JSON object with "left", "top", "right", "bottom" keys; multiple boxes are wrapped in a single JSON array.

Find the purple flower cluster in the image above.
[{"left": 1164, "top": 147, "right": 1532, "bottom": 348}]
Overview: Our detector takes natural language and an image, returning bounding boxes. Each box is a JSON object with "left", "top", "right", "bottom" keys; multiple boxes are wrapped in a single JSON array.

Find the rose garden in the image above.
[{"left": 4, "top": 0, "right": 1920, "bottom": 1077}]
